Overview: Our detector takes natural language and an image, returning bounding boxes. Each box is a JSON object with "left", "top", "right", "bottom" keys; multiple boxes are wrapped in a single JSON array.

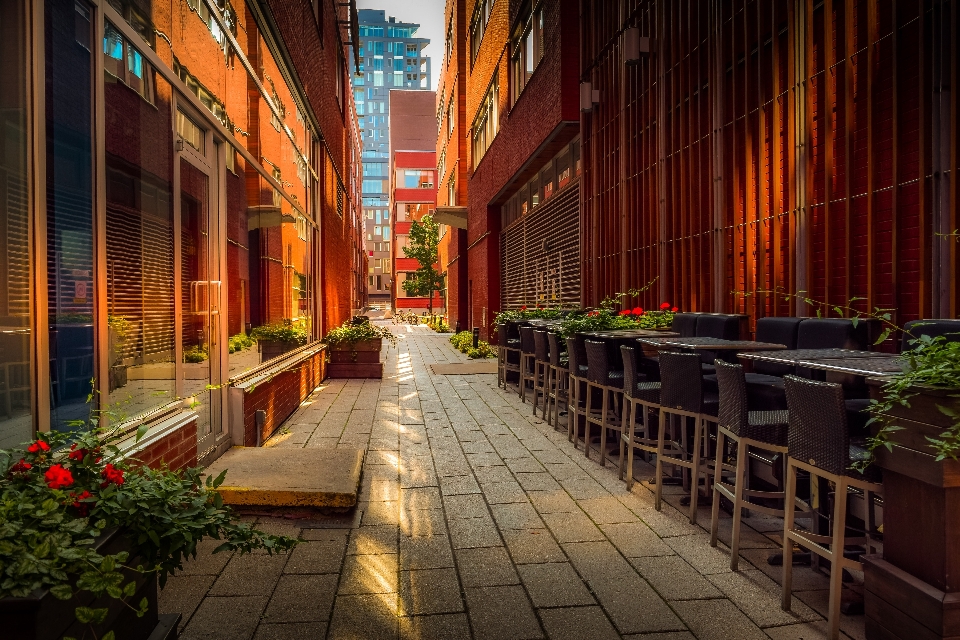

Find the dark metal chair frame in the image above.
[
  {"left": 497, "top": 324, "right": 521, "bottom": 389},
  {"left": 708, "top": 359, "right": 790, "bottom": 570},
  {"left": 531, "top": 330, "right": 551, "bottom": 418},
  {"left": 654, "top": 351, "right": 718, "bottom": 525},
  {"left": 618, "top": 346, "right": 661, "bottom": 489},
  {"left": 518, "top": 326, "right": 537, "bottom": 403},
  {"left": 545, "top": 332, "right": 569, "bottom": 429},
  {"left": 781, "top": 375, "right": 884, "bottom": 640},
  {"left": 565, "top": 337, "right": 589, "bottom": 446}
]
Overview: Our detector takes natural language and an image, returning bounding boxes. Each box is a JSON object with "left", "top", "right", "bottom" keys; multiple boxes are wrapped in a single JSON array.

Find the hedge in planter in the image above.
[
  {"left": 0, "top": 426, "right": 298, "bottom": 640},
  {"left": 251, "top": 320, "right": 309, "bottom": 363}
]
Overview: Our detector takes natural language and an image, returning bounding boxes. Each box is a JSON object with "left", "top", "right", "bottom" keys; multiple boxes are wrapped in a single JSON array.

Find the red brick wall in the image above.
[
  {"left": 137, "top": 420, "right": 198, "bottom": 472},
  {"left": 240, "top": 349, "right": 327, "bottom": 446},
  {"left": 465, "top": 0, "right": 581, "bottom": 338}
]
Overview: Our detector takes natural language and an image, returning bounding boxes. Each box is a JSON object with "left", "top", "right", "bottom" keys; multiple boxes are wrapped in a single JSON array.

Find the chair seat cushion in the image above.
[
  {"left": 606, "top": 370, "right": 624, "bottom": 389},
  {"left": 628, "top": 382, "right": 661, "bottom": 403},
  {"left": 702, "top": 392, "right": 720, "bottom": 417},
  {"left": 741, "top": 410, "right": 790, "bottom": 445}
]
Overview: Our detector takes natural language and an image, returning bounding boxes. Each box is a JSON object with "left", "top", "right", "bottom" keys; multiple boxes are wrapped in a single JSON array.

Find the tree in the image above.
[{"left": 401, "top": 215, "right": 445, "bottom": 314}]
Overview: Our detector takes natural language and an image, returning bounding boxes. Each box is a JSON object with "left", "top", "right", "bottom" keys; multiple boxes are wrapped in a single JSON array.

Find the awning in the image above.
[{"left": 432, "top": 206, "right": 468, "bottom": 230}]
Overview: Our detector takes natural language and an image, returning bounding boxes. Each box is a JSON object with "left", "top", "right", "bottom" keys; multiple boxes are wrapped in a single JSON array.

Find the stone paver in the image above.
[{"left": 161, "top": 325, "right": 863, "bottom": 639}]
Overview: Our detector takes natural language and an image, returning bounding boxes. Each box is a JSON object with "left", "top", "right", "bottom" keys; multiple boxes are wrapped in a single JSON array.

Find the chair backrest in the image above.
[
  {"left": 533, "top": 330, "right": 549, "bottom": 361},
  {"left": 754, "top": 317, "right": 804, "bottom": 376},
  {"left": 715, "top": 359, "right": 748, "bottom": 436},
  {"left": 659, "top": 351, "right": 705, "bottom": 412},
  {"left": 584, "top": 340, "right": 610, "bottom": 385},
  {"left": 566, "top": 336, "right": 585, "bottom": 378},
  {"left": 520, "top": 326, "right": 536, "bottom": 354},
  {"left": 901, "top": 319, "right": 960, "bottom": 352},
  {"left": 497, "top": 324, "right": 509, "bottom": 347},
  {"left": 672, "top": 313, "right": 700, "bottom": 338},
  {"left": 783, "top": 375, "right": 849, "bottom": 476},
  {"left": 695, "top": 314, "right": 741, "bottom": 340},
  {"left": 621, "top": 346, "right": 639, "bottom": 398},
  {"left": 547, "top": 332, "right": 564, "bottom": 366},
  {"left": 797, "top": 318, "right": 869, "bottom": 350}
]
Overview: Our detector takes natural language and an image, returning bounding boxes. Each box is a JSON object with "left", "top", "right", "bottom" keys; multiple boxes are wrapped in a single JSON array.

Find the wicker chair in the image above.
[
  {"left": 708, "top": 360, "right": 790, "bottom": 570},
  {"left": 532, "top": 330, "right": 551, "bottom": 418},
  {"left": 781, "top": 376, "right": 883, "bottom": 640},
  {"left": 583, "top": 340, "right": 624, "bottom": 467},
  {"left": 519, "top": 327, "right": 536, "bottom": 403},
  {"left": 497, "top": 324, "right": 521, "bottom": 389},
  {"left": 545, "top": 333, "right": 569, "bottom": 429},
  {"left": 618, "top": 346, "right": 661, "bottom": 489},
  {"left": 565, "top": 337, "right": 589, "bottom": 446},
  {"left": 655, "top": 351, "right": 719, "bottom": 524}
]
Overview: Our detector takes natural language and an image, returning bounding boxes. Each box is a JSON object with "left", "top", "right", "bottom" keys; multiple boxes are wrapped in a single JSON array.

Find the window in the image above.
[
  {"left": 448, "top": 177, "right": 456, "bottom": 207},
  {"left": 470, "top": 0, "right": 495, "bottom": 62},
  {"left": 374, "top": 226, "right": 382, "bottom": 236},
  {"left": 446, "top": 94, "right": 455, "bottom": 138},
  {"left": 510, "top": 3, "right": 544, "bottom": 105},
  {"left": 472, "top": 74, "right": 499, "bottom": 168},
  {"left": 400, "top": 170, "right": 435, "bottom": 189},
  {"left": 103, "top": 21, "right": 155, "bottom": 104},
  {"left": 176, "top": 110, "right": 204, "bottom": 152}
]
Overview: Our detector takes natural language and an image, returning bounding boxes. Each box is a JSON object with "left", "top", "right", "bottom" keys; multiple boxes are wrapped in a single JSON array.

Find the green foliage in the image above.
[
  {"left": 492, "top": 305, "right": 570, "bottom": 328},
  {"left": 861, "top": 335, "right": 960, "bottom": 468},
  {"left": 400, "top": 216, "right": 445, "bottom": 314},
  {"left": 322, "top": 319, "right": 397, "bottom": 348},
  {"left": 426, "top": 317, "right": 450, "bottom": 333},
  {"left": 0, "top": 425, "right": 298, "bottom": 636},
  {"left": 182, "top": 345, "right": 207, "bottom": 363},
  {"left": 449, "top": 331, "right": 495, "bottom": 358},
  {"left": 251, "top": 319, "right": 309, "bottom": 345},
  {"left": 557, "top": 303, "right": 677, "bottom": 339},
  {"left": 228, "top": 333, "right": 255, "bottom": 354}
]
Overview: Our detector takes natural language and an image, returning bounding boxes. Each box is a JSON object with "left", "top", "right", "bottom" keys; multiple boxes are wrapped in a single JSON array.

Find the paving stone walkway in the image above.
[{"left": 160, "top": 324, "right": 866, "bottom": 640}]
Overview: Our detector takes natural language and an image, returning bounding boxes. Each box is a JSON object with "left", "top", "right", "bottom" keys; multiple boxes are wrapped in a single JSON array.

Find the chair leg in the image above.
[
  {"left": 584, "top": 384, "right": 594, "bottom": 460},
  {"left": 827, "top": 478, "right": 849, "bottom": 640},
  {"left": 599, "top": 389, "right": 610, "bottom": 467},
  {"left": 688, "top": 417, "right": 703, "bottom": 525},
  {"left": 709, "top": 430, "right": 727, "bottom": 548},
  {"left": 781, "top": 461, "right": 798, "bottom": 611},
  {"left": 654, "top": 412, "right": 669, "bottom": 512},
  {"left": 729, "top": 438, "right": 748, "bottom": 571},
  {"left": 619, "top": 399, "right": 631, "bottom": 481},
  {"left": 569, "top": 379, "right": 577, "bottom": 446}
]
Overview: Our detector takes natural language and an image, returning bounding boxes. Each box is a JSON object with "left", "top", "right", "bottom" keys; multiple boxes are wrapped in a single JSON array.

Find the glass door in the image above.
[{"left": 177, "top": 110, "right": 222, "bottom": 459}]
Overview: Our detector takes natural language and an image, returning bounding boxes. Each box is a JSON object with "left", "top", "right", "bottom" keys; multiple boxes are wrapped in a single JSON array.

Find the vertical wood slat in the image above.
[
  {"left": 866, "top": 0, "right": 877, "bottom": 312},
  {"left": 843, "top": 0, "right": 854, "bottom": 309},
  {"left": 890, "top": 0, "right": 900, "bottom": 326},
  {"left": 824, "top": 0, "right": 835, "bottom": 304},
  {"left": 786, "top": 0, "right": 797, "bottom": 316},
  {"left": 917, "top": 1, "right": 927, "bottom": 318},
  {"left": 772, "top": 0, "right": 783, "bottom": 317},
  {"left": 952, "top": 0, "right": 959, "bottom": 317}
]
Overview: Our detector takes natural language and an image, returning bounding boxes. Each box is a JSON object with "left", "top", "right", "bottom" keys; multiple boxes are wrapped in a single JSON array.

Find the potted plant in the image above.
[
  {"left": 251, "top": 319, "right": 309, "bottom": 363},
  {"left": 0, "top": 426, "right": 298, "bottom": 640},
  {"left": 322, "top": 318, "right": 397, "bottom": 364}
]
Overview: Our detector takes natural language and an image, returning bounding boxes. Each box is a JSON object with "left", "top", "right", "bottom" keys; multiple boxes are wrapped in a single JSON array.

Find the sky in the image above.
[{"left": 356, "top": 0, "right": 446, "bottom": 91}]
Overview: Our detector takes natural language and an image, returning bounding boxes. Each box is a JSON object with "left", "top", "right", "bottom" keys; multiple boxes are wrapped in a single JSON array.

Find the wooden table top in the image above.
[
  {"left": 738, "top": 348, "right": 893, "bottom": 364},
  {"left": 580, "top": 329, "right": 680, "bottom": 339},
  {"left": 654, "top": 337, "right": 788, "bottom": 351},
  {"left": 795, "top": 355, "right": 906, "bottom": 377}
]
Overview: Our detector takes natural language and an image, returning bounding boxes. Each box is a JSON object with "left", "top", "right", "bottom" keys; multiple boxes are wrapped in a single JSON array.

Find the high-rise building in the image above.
[{"left": 352, "top": 9, "right": 432, "bottom": 308}]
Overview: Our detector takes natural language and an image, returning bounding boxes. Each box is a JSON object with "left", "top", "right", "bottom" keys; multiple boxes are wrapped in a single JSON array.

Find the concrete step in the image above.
[{"left": 204, "top": 447, "right": 364, "bottom": 508}]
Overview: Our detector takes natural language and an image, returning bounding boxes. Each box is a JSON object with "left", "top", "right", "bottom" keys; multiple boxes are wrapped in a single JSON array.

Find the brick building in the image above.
[
  {"left": 580, "top": 0, "right": 960, "bottom": 337},
  {"left": 0, "top": 0, "right": 365, "bottom": 464}
]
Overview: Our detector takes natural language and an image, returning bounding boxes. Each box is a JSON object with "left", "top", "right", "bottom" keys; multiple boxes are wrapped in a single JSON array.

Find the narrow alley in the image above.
[{"left": 159, "top": 324, "right": 856, "bottom": 640}]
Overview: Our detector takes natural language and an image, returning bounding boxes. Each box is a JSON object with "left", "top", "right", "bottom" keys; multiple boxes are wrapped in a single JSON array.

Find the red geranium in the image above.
[
  {"left": 101, "top": 463, "right": 125, "bottom": 487},
  {"left": 671, "top": 306, "right": 678, "bottom": 312},
  {"left": 68, "top": 444, "right": 89, "bottom": 461},
  {"left": 10, "top": 458, "right": 32, "bottom": 474},
  {"left": 660, "top": 302, "right": 671, "bottom": 310},
  {"left": 68, "top": 490, "right": 93, "bottom": 516},
  {"left": 44, "top": 464, "right": 74, "bottom": 490},
  {"left": 27, "top": 440, "right": 51, "bottom": 454},
  {"left": 632, "top": 307, "right": 644, "bottom": 315},
  {"left": 618, "top": 310, "right": 631, "bottom": 316},
  {"left": 520, "top": 305, "right": 527, "bottom": 311}
]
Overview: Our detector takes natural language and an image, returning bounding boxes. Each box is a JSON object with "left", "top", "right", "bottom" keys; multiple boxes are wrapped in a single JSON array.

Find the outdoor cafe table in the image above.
[
  {"left": 648, "top": 336, "right": 789, "bottom": 353},
  {"left": 738, "top": 348, "right": 904, "bottom": 378}
]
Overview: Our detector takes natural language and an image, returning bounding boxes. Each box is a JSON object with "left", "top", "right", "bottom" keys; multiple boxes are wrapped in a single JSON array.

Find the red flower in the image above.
[
  {"left": 618, "top": 310, "right": 630, "bottom": 316},
  {"left": 44, "top": 464, "right": 74, "bottom": 490},
  {"left": 68, "top": 445, "right": 89, "bottom": 461},
  {"left": 520, "top": 305, "right": 527, "bottom": 311},
  {"left": 69, "top": 490, "right": 93, "bottom": 516},
  {"left": 671, "top": 306, "right": 678, "bottom": 312},
  {"left": 660, "top": 302, "right": 671, "bottom": 310},
  {"left": 101, "top": 463, "right": 125, "bottom": 486},
  {"left": 27, "top": 440, "right": 51, "bottom": 454},
  {"left": 10, "top": 458, "right": 32, "bottom": 474},
  {"left": 632, "top": 307, "right": 644, "bottom": 315}
]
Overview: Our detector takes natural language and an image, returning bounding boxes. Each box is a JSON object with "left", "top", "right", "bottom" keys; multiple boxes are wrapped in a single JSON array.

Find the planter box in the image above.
[
  {"left": 259, "top": 339, "right": 300, "bottom": 363},
  {"left": 865, "top": 383, "right": 960, "bottom": 639},
  {"left": 328, "top": 339, "right": 383, "bottom": 364},
  {"left": 0, "top": 528, "right": 180, "bottom": 640}
]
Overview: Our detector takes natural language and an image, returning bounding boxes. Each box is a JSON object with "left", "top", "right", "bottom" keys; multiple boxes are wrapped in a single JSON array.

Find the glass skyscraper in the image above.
[{"left": 353, "top": 9, "right": 431, "bottom": 306}]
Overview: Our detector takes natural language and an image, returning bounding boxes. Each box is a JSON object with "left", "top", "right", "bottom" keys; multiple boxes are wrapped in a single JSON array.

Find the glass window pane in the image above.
[
  {"left": 47, "top": 0, "right": 94, "bottom": 433},
  {"left": 0, "top": 0, "right": 33, "bottom": 447},
  {"left": 104, "top": 57, "right": 176, "bottom": 422}
]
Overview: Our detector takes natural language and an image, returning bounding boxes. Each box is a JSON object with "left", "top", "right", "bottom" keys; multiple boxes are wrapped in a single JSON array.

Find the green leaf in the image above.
[
  {"left": 123, "top": 580, "right": 137, "bottom": 597},
  {"left": 102, "top": 632, "right": 116, "bottom": 640},
  {"left": 148, "top": 529, "right": 161, "bottom": 546},
  {"left": 874, "top": 328, "right": 892, "bottom": 345},
  {"left": 851, "top": 317, "right": 859, "bottom": 328},
  {"left": 75, "top": 606, "right": 109, "bottom": 624},
  {"left": 50, "top": 584, "right": 73, "bottom": 600},
  {"left": 212, "top": 469, "right": 228, "bottom": 489},
  {"left": 136, "top": 423, "right": 149, "bottom": 442}
]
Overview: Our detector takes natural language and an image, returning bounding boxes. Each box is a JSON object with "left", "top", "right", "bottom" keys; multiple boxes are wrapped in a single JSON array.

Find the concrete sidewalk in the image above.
[{"left": 159, "top": 323, "right": 864, "bottom": 640}]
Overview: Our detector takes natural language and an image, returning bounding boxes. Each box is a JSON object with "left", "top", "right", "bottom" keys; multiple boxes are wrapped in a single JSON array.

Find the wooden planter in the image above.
[
  {"left": 863, "top": 383, "right": 960, "bottom": 640},
  {"left": 328, "top": 339, "right": 383, "bottom": 378},
  {"left": 0, "top": 529, "right": 180, "bottom": 640},
  {"left": 259, "top": 339, "right": 299, "bottom": 363}
]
